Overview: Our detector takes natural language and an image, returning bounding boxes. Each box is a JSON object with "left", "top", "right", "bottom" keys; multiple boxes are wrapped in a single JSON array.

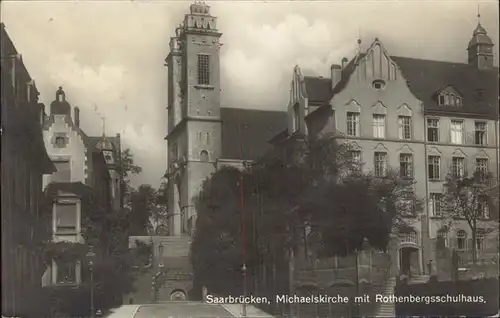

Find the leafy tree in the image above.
[
  {"left": 440, "top": 171, "right": 498, "bottom": 263},
  {"left": 128, "top": 183, "right": 169, "bottom": 236},
  {"left": 191, "top": 135, "right": 419, "bottom": 298},
  {"left": 118, "top": 148, "right": 142, "bottom": 197},
  {"left": 129, "top": 184, "right": 156, "bottom": 236},
  {"left": 191, "top": 167, "right": 252, "bottom": 296},
  {"left": 150, "top": 181, "right": 169, "bottom": 236}
]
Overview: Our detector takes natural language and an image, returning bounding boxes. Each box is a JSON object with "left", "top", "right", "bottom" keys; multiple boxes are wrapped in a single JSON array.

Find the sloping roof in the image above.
[
  {"left": 303, "top": 76, "right": 331, "bottom": 104},
  {"left": 332, "top": 53, "right": 366, "bottom": 96},
  {"left": 392, "top": 56, "right": 498, "bottom": 117},
  {"left": 302, "top": 53, "right": 366, "bottom": 107},
  {"left": 221, "top": 107, "right": 287, "bottom": 160},
  {"left": 3, "top": 102, "right": 55, "bottom": 173},
  {"left": 87, "top": 135, "right": 121, "bottom": 152}
]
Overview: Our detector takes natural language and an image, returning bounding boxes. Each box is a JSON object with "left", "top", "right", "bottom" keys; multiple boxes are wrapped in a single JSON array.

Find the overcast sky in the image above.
[{"left": 2, "top": 0, "right": 498, "bottom": 187}]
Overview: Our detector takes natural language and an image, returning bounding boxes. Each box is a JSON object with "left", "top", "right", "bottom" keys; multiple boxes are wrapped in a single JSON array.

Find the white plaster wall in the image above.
[{"left": 42, "top": 115, "right": 87, "bottom": 188}]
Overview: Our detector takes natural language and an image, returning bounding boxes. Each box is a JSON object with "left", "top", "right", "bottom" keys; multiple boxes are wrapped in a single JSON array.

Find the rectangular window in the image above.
[
  {"left": 427, "top": 118, "right": 439, "bottom": 142},
  {"left": 293, "top": 104, "right": 300, "bottom": 132},
  {"left": 346, "top": 112, "right": 360, "bottom": 137},
  {"left": 52, "top": 161, "right": 71, "bottom": 183},
  {"left": 197, "top": 54, "right": 210, "bottom": 85},
  {"left": 475, "top": 158, "right": 488, "bottom": 180},
  {"left": 374, "top": 152, "right": 387, "bottom": 177},
  {"left": 451, "top": 120, "right": 464, "bottom": 144},
  {"left": 56, "top": 261, "right": 77, "bottom": 285},
  {"left": 399, "top": 154, "right": 413, "bottom": 178},
  {"left": 474, "top": 122, "right": 487, "bottom": 145},
  {"left": 372, "top": 114, "right": 386, "bottom": 138},
  {"left": 475, "top": 229, "right": 486, "bottom": 251},
  {"left": 452, "top": 157, "right": 465, "bottom": 178},
  {"left": 349, "top": 150, "right": 362, "bottom": 163},
  {"left": 478, "top": 196, "right": 490, "bottom": 219},
  {"left": 428, "top": 156, "right": 441, "bottom": 180},
  {"left": 430, "top": 193, "right": 442, "bottom": 217},
  {"left": 399, "top": 195, "right": 415, "bottom": 217},
  {"left": 55, "top": 203, "right": 78, "bottom": 234},
  {"left": 170, "top": 142, "right": 178, "bottom": 162},
  {"left": 398, "top": 116, "right": 412, "bottom": 140}
]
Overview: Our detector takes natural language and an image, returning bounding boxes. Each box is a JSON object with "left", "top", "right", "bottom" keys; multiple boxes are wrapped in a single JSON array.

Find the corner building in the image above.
[{"left": 286, "top": 22, "right": 498, "bottom": 279}]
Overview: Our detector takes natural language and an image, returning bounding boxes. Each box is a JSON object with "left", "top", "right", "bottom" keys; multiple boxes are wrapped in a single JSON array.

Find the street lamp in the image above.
[
  {"left": 86, "top": 247, "right": 96, "bottom": 318},
  {"left": 355, "top": 237, "right": 370, "bottom": 317},
  {"left": 242, "top": 263, "right": 247, "bottom": 317}
]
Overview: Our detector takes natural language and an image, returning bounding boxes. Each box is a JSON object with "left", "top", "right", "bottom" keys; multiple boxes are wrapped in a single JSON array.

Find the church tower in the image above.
[
  {"left": 165, "top": 0, "right": 222, "bottom": 236},
  {"left": 467, "top": 12, "right": 495, "bottom": 70}
]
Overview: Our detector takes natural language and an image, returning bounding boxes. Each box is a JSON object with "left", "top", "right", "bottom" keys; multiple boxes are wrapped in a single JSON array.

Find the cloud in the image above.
[{"left": 2, "top": 0, "right": 498, "bottom": 187}]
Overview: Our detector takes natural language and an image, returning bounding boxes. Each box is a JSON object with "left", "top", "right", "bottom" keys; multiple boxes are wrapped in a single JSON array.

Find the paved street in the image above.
[{"left": 105, "top": 303, "right": 273, "bottom": 318}]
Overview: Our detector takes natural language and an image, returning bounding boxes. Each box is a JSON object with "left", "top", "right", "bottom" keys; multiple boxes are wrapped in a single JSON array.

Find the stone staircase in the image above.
[
  {"left": 375, "top": 276, "right": 396, "bottom": 317},
  {"left": 409, "top": 274, "right": 430, "bottom": 284}
]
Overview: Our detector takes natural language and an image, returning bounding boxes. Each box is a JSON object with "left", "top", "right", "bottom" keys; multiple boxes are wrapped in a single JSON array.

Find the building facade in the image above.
[
  {"left": 41, "top": 87, "right": 123, "bottom": 287},
  {"left": 284, "top": 19, "right": 498, "bottom": 278},
  {"left": 1, "top": 23, "right": 56, "bottom": 316}
]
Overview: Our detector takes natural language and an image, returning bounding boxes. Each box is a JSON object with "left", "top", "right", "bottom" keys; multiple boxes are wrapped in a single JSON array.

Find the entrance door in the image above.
[
  {"left": 400, "top": 248, "right": 411, "bottom": 276},
  {"left": 400, "top": 247, "right": 419, "bottom": 278}
]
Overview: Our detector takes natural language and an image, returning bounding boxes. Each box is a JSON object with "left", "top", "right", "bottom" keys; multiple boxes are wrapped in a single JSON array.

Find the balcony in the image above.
[{"left": 398, "top": 231, "right": 418, "bottom": 245}]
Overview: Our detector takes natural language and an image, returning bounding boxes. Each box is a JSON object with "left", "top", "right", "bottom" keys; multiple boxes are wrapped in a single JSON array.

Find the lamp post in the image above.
[
  {"left": 86, "top": 247, "right": 96, "bottom": 318},
  {"left": 242, "top": 263, "right": 247, "bottom": 317},
  {"left": 355, "top": 238, "right": 370, "bottom": 317}
]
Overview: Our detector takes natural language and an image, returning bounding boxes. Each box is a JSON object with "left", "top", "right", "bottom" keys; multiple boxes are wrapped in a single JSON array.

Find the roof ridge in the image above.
[
  {"left": 303, "top": 75, "right": 330, "bottom": 79},
  {"left": 391, "top": 56, "right": 474, "bottom": 67}
]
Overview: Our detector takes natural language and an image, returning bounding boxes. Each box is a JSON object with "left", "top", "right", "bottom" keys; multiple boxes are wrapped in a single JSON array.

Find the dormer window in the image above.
[
  {"left": 372, "top": 80, "right": 386, "bottom": 90},
  {"left": 438, "top": 91, "right": 462, "bottom": 107}
]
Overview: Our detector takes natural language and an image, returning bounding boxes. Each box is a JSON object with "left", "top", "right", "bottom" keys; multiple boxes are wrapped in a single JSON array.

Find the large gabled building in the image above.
[{"left": 282, "top": 17, "right": 498, "bottom": 279}]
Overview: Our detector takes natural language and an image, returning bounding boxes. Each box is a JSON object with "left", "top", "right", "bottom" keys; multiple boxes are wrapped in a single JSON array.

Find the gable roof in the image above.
[
  {"left": 391, "top": 56, "right": 498, "bottom": 118},
  {"left": 221, "top": 107, "right": 287, "bottom": 160}
]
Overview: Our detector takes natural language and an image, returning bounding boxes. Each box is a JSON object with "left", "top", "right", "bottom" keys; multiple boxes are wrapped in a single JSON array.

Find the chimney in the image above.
[
  {"left": 331, "top": 64, "right": 342, "bottom": 90},
  {"left": 341, "top": 57, "right": 349, "bottom": 70},
  {"left": 74, "top": 107, "right": 80, "bottom": 127}
]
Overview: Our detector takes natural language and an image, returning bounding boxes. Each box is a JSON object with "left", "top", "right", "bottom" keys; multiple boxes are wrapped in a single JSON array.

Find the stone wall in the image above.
[
  {"left": 293, "top": 248, "right": 392, "bottom": 317},
  {"left": 434, "top": 237, "right": 499, "bottom": 282}
]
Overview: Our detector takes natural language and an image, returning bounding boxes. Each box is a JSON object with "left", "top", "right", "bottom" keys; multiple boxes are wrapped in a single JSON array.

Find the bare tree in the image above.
[{"left": 441, "top": 170, "right": 499, "bottom": 263}]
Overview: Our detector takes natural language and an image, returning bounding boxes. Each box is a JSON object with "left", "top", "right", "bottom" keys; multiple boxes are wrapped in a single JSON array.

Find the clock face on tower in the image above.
[{"left": 103, "top": 150, "right": 114, "bottom": 164}]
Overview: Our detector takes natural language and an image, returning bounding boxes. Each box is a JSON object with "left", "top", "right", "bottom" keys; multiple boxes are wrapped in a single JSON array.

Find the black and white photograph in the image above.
[{"left": 1, "top": 0, "right": 499, "bottom": 317}]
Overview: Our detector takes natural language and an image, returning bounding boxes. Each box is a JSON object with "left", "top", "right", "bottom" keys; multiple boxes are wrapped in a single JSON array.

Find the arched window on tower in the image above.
[{"left": 200, "top": 150, "right": 209, "bottom": 162}]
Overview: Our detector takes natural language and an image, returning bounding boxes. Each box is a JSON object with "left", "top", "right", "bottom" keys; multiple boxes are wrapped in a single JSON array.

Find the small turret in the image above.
[{"left": 467, "top": 12, "right": 495, "bottom": 70}]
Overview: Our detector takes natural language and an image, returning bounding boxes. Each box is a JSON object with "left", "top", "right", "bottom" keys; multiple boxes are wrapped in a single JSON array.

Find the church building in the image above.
[{"left": 164, "top": 1, "right": 285, "bottom": 237}]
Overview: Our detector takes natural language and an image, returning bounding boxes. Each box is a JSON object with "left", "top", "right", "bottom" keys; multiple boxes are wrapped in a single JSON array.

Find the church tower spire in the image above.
[{"left": 467, "top": 8, "right": 495, "bottom": 70}]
